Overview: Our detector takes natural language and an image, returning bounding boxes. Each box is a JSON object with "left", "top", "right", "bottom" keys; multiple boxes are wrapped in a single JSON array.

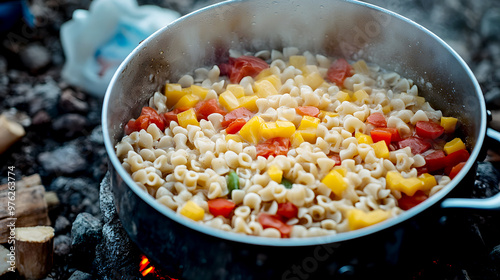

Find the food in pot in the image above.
[{"left": 115, "top": 47, "right": 469, "bottom": 238}]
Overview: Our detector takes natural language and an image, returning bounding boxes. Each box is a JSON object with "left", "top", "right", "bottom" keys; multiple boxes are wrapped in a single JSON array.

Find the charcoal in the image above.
[
  {"left": 54, "top": 235, "right": 72, "bottom": 257},
  {"left": 68, "top": 270, "right": 93, "bottom": 280},
  {"left": 38, "top": 144, "right": 87, "bottom": 175}
]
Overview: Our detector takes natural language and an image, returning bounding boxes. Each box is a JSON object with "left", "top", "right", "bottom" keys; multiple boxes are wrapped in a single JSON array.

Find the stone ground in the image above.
[{"left": 0, "top": 0, "right": 500, "bottom": 279}]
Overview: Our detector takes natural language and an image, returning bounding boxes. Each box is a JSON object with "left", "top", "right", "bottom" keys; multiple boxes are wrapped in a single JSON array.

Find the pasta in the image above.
[{"left": 116, "top": 48, "right": 470, "bottom": 238}]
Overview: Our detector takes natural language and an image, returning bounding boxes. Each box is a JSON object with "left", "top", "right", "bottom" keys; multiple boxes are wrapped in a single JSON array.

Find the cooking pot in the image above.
[{"left": 102, "top": 0, "right": 498, "bottom": 278}]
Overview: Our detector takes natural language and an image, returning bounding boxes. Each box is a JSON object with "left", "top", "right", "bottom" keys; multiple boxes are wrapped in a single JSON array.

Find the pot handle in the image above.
[{"left": 441, "top": 128, "right": 500, "bottom": 210}]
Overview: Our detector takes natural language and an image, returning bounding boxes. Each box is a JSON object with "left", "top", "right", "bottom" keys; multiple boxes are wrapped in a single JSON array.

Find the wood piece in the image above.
[
  {"left": 0, "top": 185, "right": 50, "bottom": 243},
  {"left": 0, "top": 174, "right": 42, "bottom": 192},
  {"left": 0, "top": 114, "right": 25, "bottom": 155},
  {"left": 44, "top": 191, "right": 60, "bottom": 209},
  {"left": 15, "top": 226, "right": 54, "bottom": 279}
]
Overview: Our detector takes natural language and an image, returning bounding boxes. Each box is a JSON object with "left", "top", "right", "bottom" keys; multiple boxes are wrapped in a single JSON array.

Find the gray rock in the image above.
[
  {"left": 68, "top": 270, "right": 93, "bottom": 280},
  {"left": 99, "top": 172, "right": 116, "bottom": 223},
  {"left": 38, "top": 144, "right": 87, "bottom": 175},
  {"left": 29, "top": 79, "right": 61, "bottom": 115},
  {"left": 54, "top": 216, "right": 71, "bottom": 233},
  {"left": 89, "top": 125, "right": 104, "bottom": 145},
  {"left": 19, "top": 43, "right": 51, "bottom": 72},
  {"left": 481, "top": 8, "right": 500, "bottom": 41},
  {"left": 52, "top": 113, "right": 87, "bottom": 138},
  {"left": 32, "top": 110, "right": 52, "bottom": 125},
  {"left": 71, "top": 212, "right": 102, "bottom": 248},
  {"left": 60, "top": 89, "right": 89, "bottom": 113},
  {"left": 54, "top": 235, "right": 72, "bottom": 257}
]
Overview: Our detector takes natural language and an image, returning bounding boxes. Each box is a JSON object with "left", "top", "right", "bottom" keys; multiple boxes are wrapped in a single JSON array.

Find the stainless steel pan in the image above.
[{"left": 102, "top": 0, "right": 496, "bottom": 278}]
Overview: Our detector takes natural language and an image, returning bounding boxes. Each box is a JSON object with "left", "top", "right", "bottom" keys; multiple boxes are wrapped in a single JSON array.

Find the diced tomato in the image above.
[
  {"left": 445, "top": 149, "right": 469, "bottom": 168},
  {"left": 276, "top": 202, "right": 298, "bottom": 219},
  {"left": 326, "top": 58, "right": 352, "bottom": 86},
  {"left": 415, "top": 121, "right": 445, "bottom": 139},
  {"left": 161, "top": 111, "right": 178, "bottom": 126},
  {"left": 424, "top": 150, "right": 447, "bottom": 172},
  {"left": 448, "top": 162, "right": 466, "bottom": 179},
  {"left": 226, "top": 119, "right": 247, "bottom": 134},
  {"left": 258, "top": 213, "right": 293, "bottom": 238},
  {"left": 397, "top": 136, "right": 432, "bottom": 155},
  {"left": 221, "top": 107, "right": 254, "bottom": 128},
  {"left": 295, "top": 106, "right": 320, "bottom": 118},
  {"left": 398, "top": 191, "right": 428, "bottom": 210},
  {"left": 220, "top": 56, "right": 269, "bottom": 83},
  {"left": 384, "top": 127, "right": 402, "bottom": 142},
  {"left": 416, "top": 166, "right": 428, "bottom": 175},
  {"left": 141, "top": 107, "right": 165, "bottom": 131},
  {"left": 256, "top": 137, "right": 291, "bottom": 159},
  {"left": 371, "top": 129, "right": 392, "bottom": 146},
  {"left": 366, "top": 112, "right": 387, "bottom": 127},
  {"left": 195, "top": 99, "right": 227, "bottom": 121},
  {"left": 124, "top": 119, "right": 140, "bottom": 135},
  {"left": 207, "top": 198, "right": 236, "bottom": 218}
]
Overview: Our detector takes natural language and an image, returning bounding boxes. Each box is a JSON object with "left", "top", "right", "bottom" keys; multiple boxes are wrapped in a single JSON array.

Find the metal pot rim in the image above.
[{"left": 102, "top": 0, "right": 486, "bottom": 247}]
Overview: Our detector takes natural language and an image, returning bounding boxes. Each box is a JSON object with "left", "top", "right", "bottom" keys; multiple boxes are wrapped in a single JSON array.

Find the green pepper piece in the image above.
[
  {"left": 281, "top": 178, "right": 293, "bottom": 189},
  {"left": 227, "top": 170, "right": 239, "bottom": 193}
]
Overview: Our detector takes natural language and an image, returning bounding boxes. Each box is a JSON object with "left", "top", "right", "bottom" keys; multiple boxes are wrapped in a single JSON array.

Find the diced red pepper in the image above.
[
  {"left": 256, "top": 137, "right": 291, "bottom": 159},
  {"left": 445, "top": 149, "right": 470, "bottom": 168},
  {"left": 195, "top": 99, "right": 227, "bottom": 121},
  {"left": 124, "top": 119, "right": 140, "bottom": 135},
  {"left": 366, "top": 112, "right": 387, "bottom": 127},
  {"left": 136, "top": 115, "right": 151, "bottom": 131},
  {"left": 329, "top": 153, "right": 342, "bottom": 166},
  {"left": 276, "top": 202, "right": 298, "bottom": 219},
  {"left": 221, "top": 107, "right": 254, "bottom": 128},
  {"left": 208, "top": 198, "right": 236, "bottom": 218},
  {"left": 371, "top": 129, "right": 392, "bottom": 146},
  {"left": 415, "top": 121, "right": 445, "bottom": 139},
  {"left": 448, "top": 162, "right": 466, "bottom": 179},
  {"left": 326, "top": 58, "right": 352, "bottom": 86},
  {"left": 424, "top": 150, "right": 447, "bottom": 172},
  {"left": 141, "top": 107, "right": 165, "bottom": 131},
  {"left": 220, "top": 56, "right": 269, "bottom": 84},
  {"left": 226, "top": 119, "right": 247, "bottom": 134},
  {"left": 397, "top": 136, "right": 432, "bottom": 155},
  {"left": 398, "top": 191, "right": 428, "bottom": 210},
  {"left": 295, "top": 106, "right": 320, "bottom": 118},
  {"left": 258, "top": 213, "right": 293, "bottom": 238}
]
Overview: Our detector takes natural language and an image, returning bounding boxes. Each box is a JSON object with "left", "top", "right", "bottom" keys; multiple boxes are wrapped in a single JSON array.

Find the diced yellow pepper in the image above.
[
  {"left": 304, "top": 72, "right": 325, "bottom": 90},
  {"left": 352, "top": 89, "right": 369, "bottom": 103},
  {"left": 335, "top": 91, "right": 351, "bottom": 102},
  {"left": 174, "top": 94, "right": 200, "bottom": 109},
  {"left": 382, "top": 104, "right": 392, "bottom": 114},
  {"left": 165, "top": 83, "right": 189, "bottom": 108},
  {"left": 348, "top": 209, "right": 390, "bottom": 230},
  {"left": 441, "top": 117, "right": 458, "bottom": 133},
  {"left": 190, "top": 85, "right": 209, "bottom": 100},
  {"left": 239, "top": 116, "right": 265, "bottom": 144},
  {"left": 219, "top": 90, "right": 240, "bottom": 111},
  {"left": 355, "top": 132, "right": 373, "bottom": 144},
  {"left": 177, "top": 108, "right": 200, "bottom": 128},
  {"left": 352, "top": 60, "right": 370, "bottom": 75},
  {"left": 443, "top": 138, "right": 466, "bottom": 155},
  {"left": 255, "top": 80, "right": 278, "bottom": 98},
  {"left": 261, "top": 121, "right": 296, "bottom": 139},
  {"left": 298, "top": 129, "right": 317, "bottom": 143},
  {"left": 180, "top": 200, "right": 205, "bottom": 221},
  {"left": 318, "top": 110, "right": 339, "bottom": 120},
  {"left": 255, "top": 68, "right": 273, "bottom": 80},
  {"left": 289, "top": 55, "right": 307, "bottom": 69},
  {"left": 298, "top": 116, "right": 320, "bottom": 130},
  {"left": 225, "top": 134, "right": 243, "bottom": 142},
  {"left": 332, "top": 167, "right": 347, "bottom": 177},
  {"left": 418, "top": 173, "right": 437, "bottom": 191},
  {"left": 227, "top": 84, "right": 245, "bottom": 98},
  {"left": 258, "top": 74, "right": 282, "bottom": 91},
  {"left": 386, "top": 171, "right": 424, "bottom": 196},
  {"left": 321, "top": 169, "right": 348, "bottom": 196},
  {"left": 371, "top": 140, "right": 390, "bottom": 159},
  {"left": 291, "top": 132, "right": 304, "bottom": 147},
  {"left": 237, "top": 95, "right": 258, "bottom": 112},
  {"left": 267, "top": 165, "right": 283, "bottom": 183}
]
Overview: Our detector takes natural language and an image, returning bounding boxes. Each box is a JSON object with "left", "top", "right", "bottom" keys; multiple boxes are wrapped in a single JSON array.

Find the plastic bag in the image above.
[{"left": 60, "top": 0, "right": 180, "bottom": 97}]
